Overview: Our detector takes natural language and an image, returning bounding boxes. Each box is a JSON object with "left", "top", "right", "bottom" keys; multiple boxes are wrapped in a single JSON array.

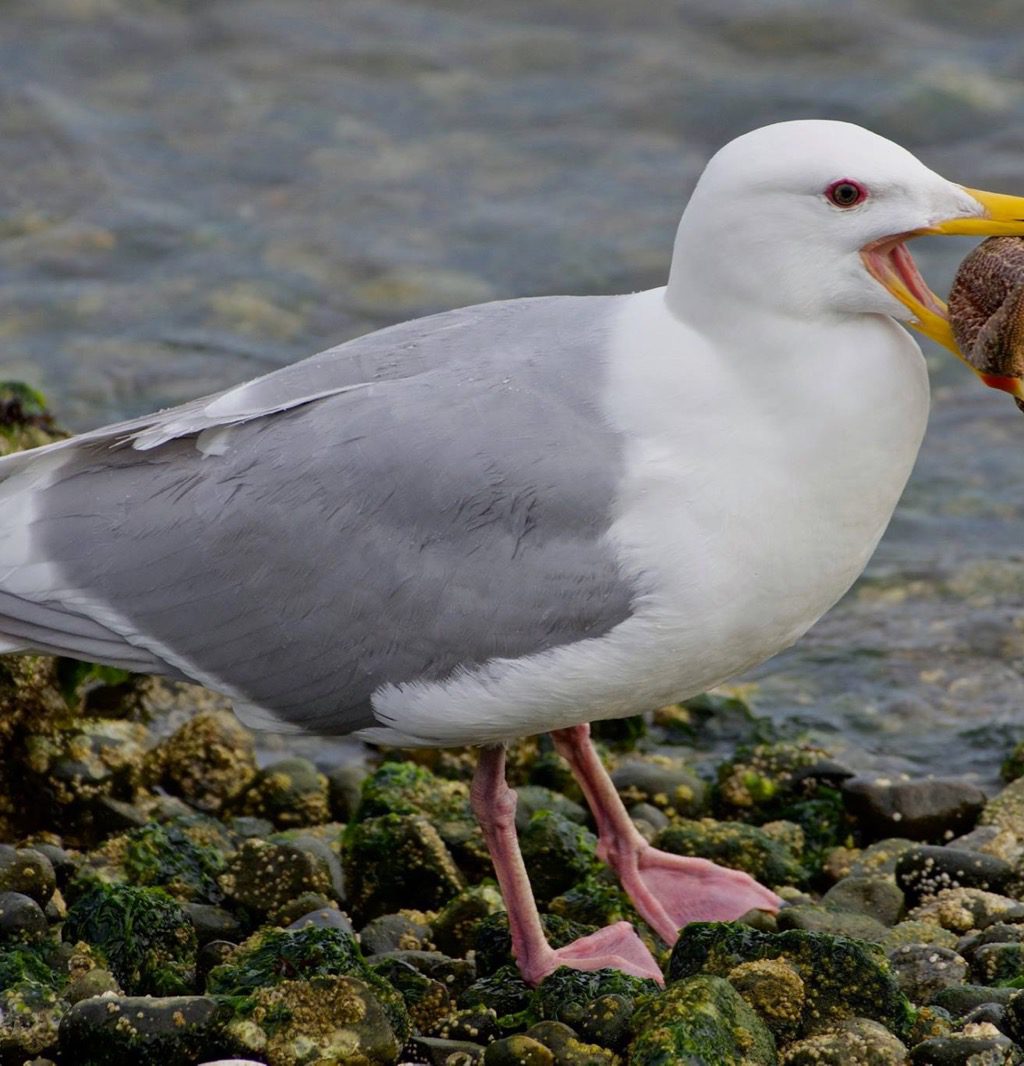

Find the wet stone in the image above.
[
  {"left": 820, "top": 875, "right": 905, "bottom": 926},
  {"left": 0, "top": 891, "right": 47, "bottom": 942},
  {"left": 907, "top": 1004, "right": 954, "bottom": 1044},
  {"left": 484, "top": 1035, "right": 554, "bottom": 1066},
  {"left": 782, "top": 1017, "right": 908, "bottom": 1065},
  {"left": 58, "top": 995, "right": 233, "bottom": 1066},
  {"left": 29, "top": 844, "right": 76, "bottom": 891},
  {"left": 879, "top": 920, "right": 960, "bottom": 953},
  {"left": 846, "top": 839, "right": 919, "bottom": 878},
  {"left": 776, "top": 903, "right": 888, "bottom": 942},
  {"left": 520, "top": 811, "right": 599, "bottom": 903},
  {"left": 932, "top": 984, "right": 1021, "bottom": 1015},
  {"left": 359, "top": 912, "right": 432, "bottom": 955},
  {"left": 574, "top": 993, "right": 636, "bottom": 1052},
  {"left": 0, "top": 979, "right": 65, "bottom": 1063},
  {"left": 408, "top": 1035, "right": 487, "bottom": 1065},
  {"left": 284, "top": 902, "right": 354, "bottom": 934},
  {"left": 514, "top": 785, "right": 588, "bottom": 833},
  {"left": 610, "top": 757, "right": 705, "bottom": 818},
  {"left": 64, "top": 966, "right": 121, "bottom": 1003},
  {"left": 219, "top": 838, "right": 338, "bottom": 915},
  {"left": 629, "top": 802, "right": 669, "bottom": 833},
  {"left": 236, "top": 756, "right": 329, "bottom": 828},
  {"left": 896, "top": 846, "right": 1013, "bottom": 903},
  {"left": 910, "top": 888, "right": 1024, "bottom": 933},
  {"left": 228, "top": 975, "right": 401, "bottom": 1065},
  {"left": 655, "top": 817, "right": 804, "bottom": 885},
  {"left": 344, "top": 814, "right": 466, "bottom": 921},
  {"left": 887, "top": 943, "right": 969, "bottom": 1003},
  {"left": 842, "top": 777, "right": 986, "bottom": 842},
  {"left": 432, "top": 883, "right": 506, "bottom": 956},
  {"left": 428, "top": 1005, "right": 499, "bottom": 1044},
  {"left": 526, "top": 1019, "right": 619, "bottom": 1064},
  {"left": 183, "top": 902, "right": 243, "bottom": 945},
  {"left": 971, "top": 942, "right": 1024, "bottom": 984},
  {"left": 0, "top": 846, "right": 55, "bottom": 906},
  {"left": 963, "top": 1002, "right": 1012, "bottom": 1034},
  {"left": 326, "top": 762, "right": 370, "bottom": 823},
  {"left": 369, "top": 949, "right": 476, "bottom": 999},
  {"left": 668, "top": 922, "right": 913, "bottom": 1038},
  {"left": 909, "top": 1032, "right": 1023, "bottom": 1065},
  {"left": 728, "top": 957, "right": 805, "bottom": 1043},
  {"left": 629, "top": 974, "right": 777, "bottom": 1065},
  {"left": 982, "top": 778, "right": 1024, "bottom": 838},
  {"left": 147, "top": 710, "right": 257, "bottom": 814}
]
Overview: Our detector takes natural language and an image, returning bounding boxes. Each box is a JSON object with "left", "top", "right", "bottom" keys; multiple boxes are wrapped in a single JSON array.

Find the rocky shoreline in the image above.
[
  {"left": 4, "top": 649, "right": 1024, "bottom": 1065},
  {"left": 5, "top": 392, "right": 1024, "bottom": 1065}
]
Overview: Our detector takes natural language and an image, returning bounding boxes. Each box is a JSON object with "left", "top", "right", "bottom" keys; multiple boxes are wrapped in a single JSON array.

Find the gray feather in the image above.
[{"left": 2, "top": 295, "right": 637, "bottom": 734}]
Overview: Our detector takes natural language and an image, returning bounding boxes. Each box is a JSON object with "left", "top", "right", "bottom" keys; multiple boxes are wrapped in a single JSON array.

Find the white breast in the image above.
[{"left": 364, "top": 288, "right": 929, "bottom": 747}]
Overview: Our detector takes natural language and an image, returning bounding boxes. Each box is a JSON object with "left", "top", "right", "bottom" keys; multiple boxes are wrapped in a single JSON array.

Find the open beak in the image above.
[{"left": 861, "top": 187, "right": 1024, "bottom": 399}]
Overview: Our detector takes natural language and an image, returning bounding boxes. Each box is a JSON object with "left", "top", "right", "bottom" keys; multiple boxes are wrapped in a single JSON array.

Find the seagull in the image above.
[{"left": 1, "top": 120, "right": 1022, "bottom": 985}]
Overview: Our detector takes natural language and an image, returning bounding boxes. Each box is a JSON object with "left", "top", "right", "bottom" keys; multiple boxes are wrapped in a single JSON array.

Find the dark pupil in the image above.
[{"left": 834, "top": 183, "right": 858, "bottom": 205}]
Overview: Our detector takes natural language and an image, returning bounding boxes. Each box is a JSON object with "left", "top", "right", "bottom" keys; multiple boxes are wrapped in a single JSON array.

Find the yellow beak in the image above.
[{"left": 869, "top": 187, "right": 1024, "bottom": 399}]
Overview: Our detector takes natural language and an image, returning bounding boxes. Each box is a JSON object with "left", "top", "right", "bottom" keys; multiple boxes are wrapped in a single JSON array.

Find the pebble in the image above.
[
  {"left": 484, "top": 1035, "right": 554, "bottom": 1066},
  {"left": 896, "top": 846, "right": 1013, "bottom": 903},
  {"left": 359, "top": 912, "right": 433, "bottom": 955},
  {"left": 842, "top": 777, "right": 986, "bottom": 841},
  {"left": 408, "top": 1035, "right": 486, "bottom": 1065},
  {"left": 910, "top": 888, "right": 1024, "bottom": 933},
  {"left": 909, "top": 1032, "right": 1023, "bottom": 1065}
]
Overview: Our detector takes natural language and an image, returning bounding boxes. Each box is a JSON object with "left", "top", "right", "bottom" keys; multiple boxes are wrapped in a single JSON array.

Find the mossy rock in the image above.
[
  {"left": 520, "top": 810, "right": 600, "bottom": 903},
  {"left": 0, "top": 942, "right": 64, "bottom": 992},
  {"left": 549, "top": 872, "right": 645, "bottom": 933},
  {"left": 473, "top": 911, "right": 596, "bottom": 978},
  {"left": 667, "top": 922, "right": 913, "bottom": 1039},
  {"left": 353, "top": 760, "right": 488, "bottom": 876},
  {"left": 531, "top": 966, "right": 660, "bottom": 1028},
  {"left": 432, "top": 882, "right": 505, "bottom": 956},
  {"left": 206, "top": 925, "right": 410, "bottom": 1043},
  {"left": 629, "top": 974, "right": 777, "bottom": 1065},
  {"left": 655, "top": 818, "right": 804, "bottom": 886},
  {"left": 235, "top": 756, "right": 330, "bottom": 828},
  {"left": 344, "top": 813, "right": 466, "bottom": 921},
  {"left": 63, "top": 883, "right": 197, "bottom": 995},
  {"left": 0, "top": 382, "right": 67, "bottom": 455}
]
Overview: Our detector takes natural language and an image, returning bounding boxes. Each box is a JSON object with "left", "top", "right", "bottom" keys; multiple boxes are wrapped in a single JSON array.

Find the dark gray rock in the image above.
[
  {"left": 326, "top": 763, "right": 369, "bottom": 823},
  {"left": 932, "top": 984, "right": 1021, "bottom": 1015},
  {"left": 0, "top": 891, "right": 47, "bottom": 941},
  {"left": 971, "top": 942, "right": 1024, "bottom": 985},
  {"left": 408, "top": 1035, "right": 486, "bottom": 1065},
  {"left": 220, "top": 838, "right": 340, "bottom": 914},
  {"left": 610, "top": 758, "right": 705, "bottom": 818},
  {"left": 777, "top": 903, "right": 888, "bottom": 942},
  {"left": 843, "top": 777, "right": 986, "bottom": 842},
  {"left": 182, "top": 902, "right": 242, "bottom": 946},
  {"left": 896, "top": 846, "right": 1013, "bottom": 903},
  {"left": 359, "top": 912, "right": 432, "bottom": 956},
  {"left": 909, "top": 1034, "right": 1022, "bottom": 1064},
  {"left": 887, "top": 943, "right": 968, "bottom": 1003},
  {"left": 58, "top": 995, "right": 232, "bottom": 1066},
  {"left": 513, "top": 785, "right": 587, "bottom": 833},
  {"left": 0, "top": 846, "right": 55, "bottom": 906},
  {"left": 821, "top": 875, "right": 905, "bottom": 926}
]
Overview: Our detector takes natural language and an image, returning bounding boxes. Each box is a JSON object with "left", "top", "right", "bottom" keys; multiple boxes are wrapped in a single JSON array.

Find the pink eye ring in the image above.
[{"left": 826, "top": 179, "right": 867, "bottom": 208}]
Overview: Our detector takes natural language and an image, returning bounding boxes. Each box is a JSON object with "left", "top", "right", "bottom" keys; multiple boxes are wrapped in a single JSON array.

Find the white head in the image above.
[{"left": 666, "top": 120, "right": 1024, "bottom": 378}]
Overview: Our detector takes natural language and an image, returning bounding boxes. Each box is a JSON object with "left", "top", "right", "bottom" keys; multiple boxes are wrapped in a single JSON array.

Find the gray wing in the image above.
[{"left": 0, "top": 296, "right": 637, "bottom": 734}]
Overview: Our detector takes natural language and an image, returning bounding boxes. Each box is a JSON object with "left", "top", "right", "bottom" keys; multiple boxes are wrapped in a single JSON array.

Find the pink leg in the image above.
[
  {"left": 551, "top": 724, "right": 782, "bottom": 945},
  {"left": 471, "top": 744, "right": 663, "bottom": 987}
]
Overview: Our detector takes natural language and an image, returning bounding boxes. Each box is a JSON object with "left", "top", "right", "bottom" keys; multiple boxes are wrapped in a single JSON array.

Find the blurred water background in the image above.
[{"left": 3, "top": 0, "right": 1024, "bottom": 783}]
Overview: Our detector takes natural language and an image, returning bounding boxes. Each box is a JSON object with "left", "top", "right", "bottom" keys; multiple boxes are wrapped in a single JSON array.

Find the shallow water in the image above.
[{"left": 3, "top": 0, "right": 1024, "bottom": 784}]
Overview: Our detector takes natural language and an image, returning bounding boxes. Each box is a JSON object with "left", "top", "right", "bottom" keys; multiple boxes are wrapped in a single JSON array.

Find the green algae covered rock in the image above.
[
  {"left": 667, "top": 922, "right": 913, "bottom": 1039},
  {"left": 629, "top": 974, "right": 777, "bottom": 1065},
  {"left": 0, "top": 382, "right": 66, "bottom": 456},
  {"left": 532, "top": 966, "right": 660, "bottom": 1028},
  {"left": 473, "top": 911, "right": 596, "bottom": 978},
  {"left": 520, "top": 810, "right": 600, "bottom": 903},
  {"left": 118, "top": 822, "right": 227, "bottom": 903},
  {"left": 63, "top": 882, "right": 197, "bottom": 995},
  {"left": 655, "top": 818, "right": 805, "bottom": 887},
  {"left": 432, "top": 881, "right": 506, "bottom": 956},
  {"left": 344, "top": 813, "right": 466, "bottom": 921},
  {"left": 206, "top": 924, "right": 410, "bottom": 1044}
]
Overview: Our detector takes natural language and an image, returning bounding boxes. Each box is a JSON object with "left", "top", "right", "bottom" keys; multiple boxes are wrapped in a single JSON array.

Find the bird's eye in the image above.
[{"left": 825, "top": 179, "right": 867, "bottom": 208}]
